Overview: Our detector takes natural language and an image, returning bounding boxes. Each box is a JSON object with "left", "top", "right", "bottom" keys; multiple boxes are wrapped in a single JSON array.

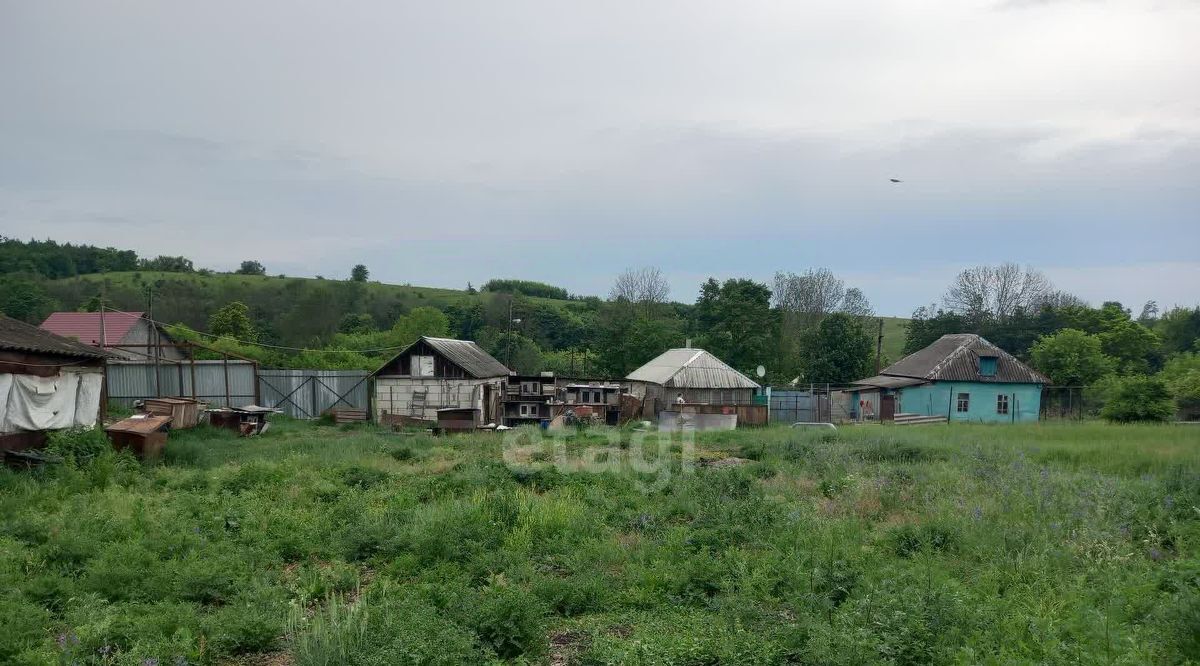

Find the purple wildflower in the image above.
[
  {"left": 971, "top": 507, "right": 983, "bottom": 521},
  {"left": 1164, "top": 495, "right": 1175, "bottom": 510},
  {"left": 142, "top": 659, "right": 160, "bottom": 666},
  {"left": 99, "top": 645, "right": 113, "bottom": 656},
  {"left": 1148, "top": 547, "right": 1164, "bottom": 562}
]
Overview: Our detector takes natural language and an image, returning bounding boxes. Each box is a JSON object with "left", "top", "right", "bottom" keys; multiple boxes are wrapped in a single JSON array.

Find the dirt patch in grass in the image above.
[
  {"left": 699, "top": 456, "right": 753, "bottom": 468},
  {"left": 220, "top": 651, "right": 294, "bottom": 666},
  {"left": 548, "top": 629, "right": 590, "bottom": 666}
]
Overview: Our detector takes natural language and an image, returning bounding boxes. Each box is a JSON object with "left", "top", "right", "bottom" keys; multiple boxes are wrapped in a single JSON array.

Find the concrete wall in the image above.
[
  {"left": 898, "top": 382, "right": 1042, "bottom": 423},
  {"left": 374, "top": 376, "right": 505, "bottom": 423}
]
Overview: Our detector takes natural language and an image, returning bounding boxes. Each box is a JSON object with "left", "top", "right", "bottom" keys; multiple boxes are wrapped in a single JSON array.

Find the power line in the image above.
[{"left": 99, "top": 305, "right": 410, "bottom": 354}]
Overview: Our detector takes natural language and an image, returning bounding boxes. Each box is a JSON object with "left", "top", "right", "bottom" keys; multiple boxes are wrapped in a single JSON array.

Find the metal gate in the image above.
[{"left": 257, "top": 370, "right": 371, "bottom": 419}]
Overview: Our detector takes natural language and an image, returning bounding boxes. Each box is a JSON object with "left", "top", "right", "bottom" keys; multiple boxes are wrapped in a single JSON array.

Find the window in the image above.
[
  {"left": 979, "top": 356, "right": 998, "bottom": 377},
  {"left": 956, "top": 392, "right": 970, "bottom": 413},
  {"left": 520, "top": 381, "right": 540, "bottom": 395},
  {"left": 410, "top": 355, "right": 434, "bottom": 377},
  {"left": 519, "top": 403, "right": 538, "bottom": 417},
  {"left": 996, "top": 394, "right": 1009, "bottom": 415}
]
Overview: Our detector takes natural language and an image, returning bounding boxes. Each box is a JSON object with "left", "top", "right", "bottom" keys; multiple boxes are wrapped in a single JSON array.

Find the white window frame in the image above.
[
  {"left": 520, "top": 381, "right": 540, "bottom": 396},
  {"left": 996, "top": 394, "right": 1009, "bottom": 415},
  {"left": 956, "top": 392, "right": 970, "bottom": 413}
]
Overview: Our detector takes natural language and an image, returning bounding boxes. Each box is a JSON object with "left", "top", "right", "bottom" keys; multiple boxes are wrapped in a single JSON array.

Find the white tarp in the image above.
[
  {"left": 74, "top": 372, "right": 103, "bottom": 427},
  {"left": 0, "top": 370, "right": 104, "bottom": 434}
]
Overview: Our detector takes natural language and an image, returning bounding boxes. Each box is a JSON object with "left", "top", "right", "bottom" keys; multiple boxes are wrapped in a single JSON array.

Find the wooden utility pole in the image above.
[{"left": 874, "top": 318, "right": 884, "bottom": 374}]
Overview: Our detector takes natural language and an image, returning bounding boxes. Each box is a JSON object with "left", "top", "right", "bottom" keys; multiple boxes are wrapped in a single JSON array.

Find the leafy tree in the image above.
[
  {"left": 390, "top": 307, "right": 449, "bottom": 347},
  {"left": 1161, "top": 353, "right": 1200, "bottom": 419},
  {"left": 693, "top": 277, "right": 775, "bottom": 376},
  {"left": 904, "top": 306, "right": 969, "bottom": 355},
  {"left": 481, "top": 279, "right": 569, "bottom": 300},
  {"left": 236, "top": 260, "right": 266, "bottom": 276},
  {"left": 351, "top": 264, "right": 369, "bottom": 282},
  {"left": 798, "top": 313, "right": 874, "bottom": 383},
  {"left": 445, "top": 302, "right": 486, "bottom": 341},
  {"left": 1157, "top": 306, "right": 1200, "bottom": 355},
  {"left": 594, "top": 304, "right": 682, "bottom": 377},
  {"left": 483, "top": 331, "right": 543, "bottom": 374},
  {"left": 1030, "top": 329, "right": 1113, "bottom": 386},
  {"left": 208, "top": 301, "right": 257, "bottom": 342},
  {"left": 80, "top": 294, "right": 110, "bottom": 313},
  {"left": 338, "top": 313, "right": 376, "bottom": 335},
  {"left": 138, "top": 255, "right": 195, "bottom": 272},
  {"left": 1099, "top": 319, "right": 1160, "bottom": 374},
  {"left": 1100, "top": 375, "right": 1176, "bottom": 423},
  {"left": 0, "top": 277, "right": 53, "bottom": 322},
  {"left": 0, "top": 237, "right": 138, "bottom": 278},
  {"left": 541, "top": 348, "right": 599, "bottom": 376}
]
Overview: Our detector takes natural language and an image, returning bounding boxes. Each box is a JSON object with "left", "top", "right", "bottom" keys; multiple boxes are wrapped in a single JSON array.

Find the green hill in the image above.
[{"left": 36, "top": 271, "right": 908, "bottom": 370}]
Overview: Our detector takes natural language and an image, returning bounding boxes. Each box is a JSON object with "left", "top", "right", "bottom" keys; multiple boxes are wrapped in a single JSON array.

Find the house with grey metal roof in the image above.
[
  {"left": 851, "top": 334, "right": 1049, "bottom": 423},
  {"left": 626, "top": 346, "right": 760, "bottom": 408},
  {"left": 370, "top": 336, "right": 511, "bottom": 426}
]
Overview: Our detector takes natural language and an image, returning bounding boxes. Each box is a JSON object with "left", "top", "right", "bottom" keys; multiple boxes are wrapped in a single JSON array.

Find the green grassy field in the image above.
[{"left": 6, "top": 420, "right": 1194, "bottom": 665}]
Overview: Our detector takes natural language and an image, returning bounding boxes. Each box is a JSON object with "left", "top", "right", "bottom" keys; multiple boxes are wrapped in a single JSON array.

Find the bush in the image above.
[
  {"left": 0, "top": 597, "right": 50, "bottom": 661},
  {"left": 1100, "top": 375, "right": 1176, "bottom": 423},
  {"left": 45, "top": 426, "right": 110, "bottom": 464},
  {"left": 389, "top": 446, "right": 415, "bottom": 462},
  {"left": 889, "top": 522, "right": 961, "bottom": 558},
  {"left": 469, "top": 583, "right": 548, "bottom": 659}
]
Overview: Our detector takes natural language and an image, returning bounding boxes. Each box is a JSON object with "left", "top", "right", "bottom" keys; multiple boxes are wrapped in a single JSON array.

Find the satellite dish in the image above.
[{"left": 755, "top": 365, "right": 766, "bottom": 378}]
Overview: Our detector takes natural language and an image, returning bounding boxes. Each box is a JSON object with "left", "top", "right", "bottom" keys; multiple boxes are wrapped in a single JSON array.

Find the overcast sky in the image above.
[{"left": 2, "top": 0, "right": 1197, "bottom": 316}]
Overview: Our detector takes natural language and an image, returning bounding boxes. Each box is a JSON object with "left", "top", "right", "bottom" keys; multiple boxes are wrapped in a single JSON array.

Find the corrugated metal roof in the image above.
[
  {"left": 421, "top": 337, "right": 511, "bottom": 378},
  {"left": 626, "top": 348, "right": 760, "bottom": 389},
  {"left": 372, "top": 336, "right": 510, "bottom": 379},
  {"left": 40, "top": 311, "right": 145, "bottom": 346},
  {"left": 851, "top": 375, "right": 928, "bottom": 389},
  {"left": 0, "top": 314, "right": 111, "bottom": 359},
  {"left": 876, "top": 334, "right": 1050, "bottom": 384}
]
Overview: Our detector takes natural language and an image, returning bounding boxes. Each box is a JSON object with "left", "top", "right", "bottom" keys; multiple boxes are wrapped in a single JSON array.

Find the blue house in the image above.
[{"left": 850, "top": 334, "right": 1049, "bottom": 423}]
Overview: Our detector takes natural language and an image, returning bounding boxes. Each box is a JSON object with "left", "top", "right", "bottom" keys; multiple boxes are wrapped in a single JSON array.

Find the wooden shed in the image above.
[
  {"left": 371, "top": 336, "right": 510, "bottom": 426},
  {"left": 0, "top": 314, "right": 111, "bottom": 454}
]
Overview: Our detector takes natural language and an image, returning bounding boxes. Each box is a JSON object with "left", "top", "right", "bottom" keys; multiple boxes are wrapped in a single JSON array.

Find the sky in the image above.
[{"left": 1, "top": 0, "right": 1197, "bottom": 317}]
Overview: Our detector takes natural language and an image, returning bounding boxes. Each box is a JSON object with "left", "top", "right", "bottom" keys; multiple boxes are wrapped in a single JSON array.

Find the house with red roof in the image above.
[{"left": 40, "top": 311, "right": 185, "bottom": 362}]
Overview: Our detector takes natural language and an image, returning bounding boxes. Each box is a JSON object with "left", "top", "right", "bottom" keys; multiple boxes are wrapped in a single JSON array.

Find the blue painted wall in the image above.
[{"left": 898, "top": 382, "right": 1042, "bottom": 423}]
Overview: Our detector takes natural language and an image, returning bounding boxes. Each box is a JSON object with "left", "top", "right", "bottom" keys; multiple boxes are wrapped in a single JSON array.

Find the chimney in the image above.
[{"left": 685, "top": 338, "right": 692, "bottom": 348}]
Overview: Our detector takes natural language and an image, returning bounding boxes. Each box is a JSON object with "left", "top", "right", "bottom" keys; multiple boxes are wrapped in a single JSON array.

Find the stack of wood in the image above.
[{"left": 328, "top": 408, "right": 368, "bottom": 424}]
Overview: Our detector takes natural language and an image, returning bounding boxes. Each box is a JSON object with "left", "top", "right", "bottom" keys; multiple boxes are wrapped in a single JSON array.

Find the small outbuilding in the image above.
[
  {"left": 626, "top": 347, "right": 761, "bottom": 428},
  {"left": 371, "top": 336, "right": 510, "bottom": 426},
  {"left": 40, "top": 311, "right": 184, "bottom": 361},
  {"left": 0, "top": 314, "right": 111, "bottom": 453},
  {"left": 851, "top": 333, "right": 1049, "bottom": 423}
]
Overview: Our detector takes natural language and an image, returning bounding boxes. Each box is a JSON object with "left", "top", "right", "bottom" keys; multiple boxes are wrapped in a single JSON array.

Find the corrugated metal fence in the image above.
[
  {"left": 107, "top": 360, "right": 258, "bottom": 409},
  {"left": 106, "top": 362, "right": 370, "bottom": 418}
]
